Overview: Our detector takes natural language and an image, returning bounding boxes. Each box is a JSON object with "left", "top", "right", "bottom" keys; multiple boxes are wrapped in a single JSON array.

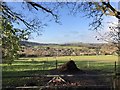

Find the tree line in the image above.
[{"left": 18, "top": 44, "right": 118, "bottom": 57}]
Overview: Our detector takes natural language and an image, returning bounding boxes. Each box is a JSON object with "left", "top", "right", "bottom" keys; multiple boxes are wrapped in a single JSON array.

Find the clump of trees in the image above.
[
  {"left": 1, "top": 17, "right": 30, "bottom": 64},
  {"left": 18, "top": 44, "right": 117, "bottom": 57}
]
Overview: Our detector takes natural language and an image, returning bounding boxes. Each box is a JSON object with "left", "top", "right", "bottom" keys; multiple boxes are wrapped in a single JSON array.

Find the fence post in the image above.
[
  {"left": 43, "top": 61, "right": 45, "bottom": 71},
  {"left": 87, "top": 61, "right": 90, "bottom": 68},
  {"left": 113, "top": 61, "right": 117, "bottom": 90},
  {"left": 56, "top": 59, "right": 58, "bottom": 69},
  {"left": 115, "top": 61, "right": 117, "bottom": 76}
]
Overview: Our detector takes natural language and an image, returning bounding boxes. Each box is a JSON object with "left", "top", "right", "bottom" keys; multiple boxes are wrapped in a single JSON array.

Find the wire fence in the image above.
[
  {"left": 2, "top": 59, "right": 120, "bottom": 90},
  {"left": 2, "top": 74, "right": 120, "bottom": 90}
]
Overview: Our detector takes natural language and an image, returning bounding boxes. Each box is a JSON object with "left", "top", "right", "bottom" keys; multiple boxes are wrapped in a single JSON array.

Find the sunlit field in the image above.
[{"left": 2, "top": 55, "right": 118, "bottom": 76}]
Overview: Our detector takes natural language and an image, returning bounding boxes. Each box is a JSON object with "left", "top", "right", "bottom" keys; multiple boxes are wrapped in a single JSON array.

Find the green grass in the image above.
[
  {"left": 2, "top": 55, "right": 118, "bottom": 75},
  {"left": 34, "top": 45, "right": 84, "bottom": 49},
  {"left": 2, "top": 55, "right": 118, "bottom": 87},
  {"left": 18, "top": 55, "right": 118, "bottom": 61}
]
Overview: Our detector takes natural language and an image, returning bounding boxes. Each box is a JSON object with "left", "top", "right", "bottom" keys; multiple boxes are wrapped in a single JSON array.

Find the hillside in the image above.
[
  {"left": 20, "top": 41, "right": 59, "bottom": 46},
  {"left": 19, "top": 41, "right": 118, "bottom": 57},
  {"left": 20, "top": 41, "right": 104, "bottom": 47}
]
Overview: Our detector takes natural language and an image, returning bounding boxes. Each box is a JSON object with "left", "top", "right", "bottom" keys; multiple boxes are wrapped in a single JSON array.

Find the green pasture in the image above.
[
  {"left": 2, "top": 55, "right": 118, "bottom": 76},
  {"left": 34, "top": 45, "right": 84, "bottom": 49},
  {"left": 17, "top": 55, "right": 118, "bottom": 61},
  {"left": 2, "top": 55, "right": 119, "bottom": 87}
]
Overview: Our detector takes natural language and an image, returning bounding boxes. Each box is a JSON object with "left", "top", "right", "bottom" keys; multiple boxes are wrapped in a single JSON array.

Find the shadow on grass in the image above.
[
  {"left": 3, "top": 70, "right": 51, "bottom": 78},
  {"left": 2, "top": 69, "right": 115, "bottom": 88},
  {"left": 2, "top": 60, "right": 117, "bottom": 88},
  {"left": 3, "top": 60, "right": 115, "bottom": 77},
  {"left": 17, "top": 58, "right": 29, "bottom": 60}
]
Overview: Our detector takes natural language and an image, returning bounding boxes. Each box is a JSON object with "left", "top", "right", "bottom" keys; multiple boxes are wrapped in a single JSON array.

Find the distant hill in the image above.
[
  {"left": 20, "top": 41, "right": 58, "bottom": 46},
  {"left": 20, "top": 41, "right": 105, "bottom": 47},
  {"left": 60, "top": 42, "right": 104, "bottom": 47}
]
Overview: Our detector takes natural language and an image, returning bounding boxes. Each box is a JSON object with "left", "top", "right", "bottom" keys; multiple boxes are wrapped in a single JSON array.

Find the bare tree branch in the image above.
[{"left": 25, "top": 1, "right": 59, "bottom": 23}]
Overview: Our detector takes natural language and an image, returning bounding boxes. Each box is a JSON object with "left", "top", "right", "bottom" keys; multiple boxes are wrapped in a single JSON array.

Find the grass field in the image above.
[
  {"left": 2, "top": 55, "right": 119, "bottom": 87},
  {"left": 2, "top": 55, "right": 118, "bottom": 76},
  {"left": 34, "top": 45, "right": 84, "bottom": 49}
]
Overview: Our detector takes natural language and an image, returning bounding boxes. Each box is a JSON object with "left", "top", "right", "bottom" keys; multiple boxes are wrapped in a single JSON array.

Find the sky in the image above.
[{"left": 7, "top": 2, "right": 118, "bottom": 44}]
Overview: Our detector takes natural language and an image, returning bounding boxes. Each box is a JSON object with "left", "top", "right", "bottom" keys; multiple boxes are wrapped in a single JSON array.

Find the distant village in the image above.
[{"left": 18, "top": 41, "right": 118, "bottom": 57}]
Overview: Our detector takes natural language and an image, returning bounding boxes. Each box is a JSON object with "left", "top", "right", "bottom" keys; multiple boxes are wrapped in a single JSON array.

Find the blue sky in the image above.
[{"left": 7, "top": 2, "right": 118, "bottom": 44}]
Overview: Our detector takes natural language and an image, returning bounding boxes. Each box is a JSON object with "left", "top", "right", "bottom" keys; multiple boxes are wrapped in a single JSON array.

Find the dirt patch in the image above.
[{"left": 57, "top": 60, "right": 84, "bottom": 74}]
